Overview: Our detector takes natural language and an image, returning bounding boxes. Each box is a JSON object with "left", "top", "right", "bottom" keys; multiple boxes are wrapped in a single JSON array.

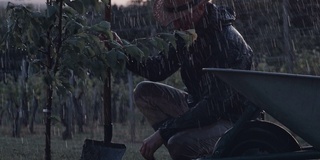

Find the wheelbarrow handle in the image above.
[{"left": 104, "top": 68, "right": 112, "bottom": 143}]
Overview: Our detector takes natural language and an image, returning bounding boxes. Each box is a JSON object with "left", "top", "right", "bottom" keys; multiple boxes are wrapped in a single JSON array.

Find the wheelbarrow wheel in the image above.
[{"left": 221, "top": 120, "right": 300, "bottom": 157}]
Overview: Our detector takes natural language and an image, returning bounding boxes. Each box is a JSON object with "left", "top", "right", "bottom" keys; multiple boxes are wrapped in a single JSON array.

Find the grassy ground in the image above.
[
  {"left": 0, "top": 114, "right": 312, "bottom": 160},
  {"left": 0, "top": 121, "right": 171, "bottom": 160}
]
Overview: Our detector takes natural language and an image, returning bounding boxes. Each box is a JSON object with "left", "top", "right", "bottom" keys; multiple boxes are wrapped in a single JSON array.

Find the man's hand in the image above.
[{"left": 140, "top": 130, "right": 164, "bottom": 160}]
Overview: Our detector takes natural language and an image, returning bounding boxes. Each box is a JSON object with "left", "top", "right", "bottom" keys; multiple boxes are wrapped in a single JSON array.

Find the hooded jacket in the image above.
[{"left": 126, "top": 3, "right": 253, "bottom": 142}]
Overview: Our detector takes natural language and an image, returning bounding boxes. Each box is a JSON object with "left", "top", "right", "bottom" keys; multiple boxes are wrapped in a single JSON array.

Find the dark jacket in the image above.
[{"left": 126, "top": 3, "right": 253, "bottom": 142}]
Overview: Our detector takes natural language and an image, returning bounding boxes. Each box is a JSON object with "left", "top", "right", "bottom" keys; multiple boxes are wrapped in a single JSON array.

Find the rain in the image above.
[{"left": 0, "top": 0, "right": 320, "bottom": 160}]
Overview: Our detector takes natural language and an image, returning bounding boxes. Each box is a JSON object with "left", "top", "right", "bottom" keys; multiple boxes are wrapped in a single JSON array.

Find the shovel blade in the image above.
[{"left": 81, "top": 139, "right": 126, "bottom": 160}]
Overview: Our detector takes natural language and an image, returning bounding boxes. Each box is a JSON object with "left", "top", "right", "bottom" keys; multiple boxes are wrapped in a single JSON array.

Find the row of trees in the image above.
[
  {"left": 0, "top": 0, "right": 189, "bottom": 141},
  {"left": 0, "top": 0, "right": 185, "bottom": 159}
]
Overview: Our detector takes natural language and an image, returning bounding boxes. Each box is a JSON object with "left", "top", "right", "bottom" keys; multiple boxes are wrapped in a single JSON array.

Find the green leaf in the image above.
[
  {"left": 147, "top": 38, "right": 158, "bottom": 48},
  {"left": 29, "top": 13, "right": 46, "bottom": 32},
  {"left": 154, "top": 37, "right": 169, "bottom": 53},
  {"left": 6, "top": 2, "right": 15, "bottom": 11},
  {"left": 74, "top": 16, "right": 87, "bottom": 25},
  {"left": 84, "top": 46, "right": 96, "bottom": 57},
  {"left": 107, "top": 40, "right": 123, "bottom": 49},
  {"left": 88, "top": 60, "right": 106, "bottom": 78},
  {"left": 137, "top": 42, "right": 151, "bottom": 56},
  {"left": 46, "top": 5, "right": 57, "bottom": 18},
  {"left": 63, "top": 6, "right": 78, "bottom": 16},
  {"left": 134, "top": 38, "right": 158, "bottom": 52},
  {"left": 105, "top": 49, "right": 127, "bottom": 72},
  {"left": 120, "top": 39, "right": 131, "bottom": 46},
  {"left": 64, "top": 19, "right": 83, "bottom": 35},
  {"left": 0, "top": 32, "right": 8, "bottom": 46},
  {"left": 31, "top": 11, "right": 45, "bottom": 18},
  {"left": 66, "top": 0, "right": 85, "bottom": 15},
  {"left": 123, "top": 45, "right": 145, "bottom": 61},
  {"left": 157, "top": 33, "right": 176, "bottom": 49},
  {"left": 43, "top": 74, "right": 54, "bottom": 86},
  {"left": 90, "top": 21, "right": 111, "bottom": 36},
  {"left": 81, "top": 0, "right": 96, "bottom": 7},
  {"left": 91, "top": 0, "right": 101, "bottom": 11},
  {"left": 73, "top": 68, "right": 87, "bottom": 81},
  {"left": 80, "top": 0, "right": 90, "bottom": 6},
  {"left": 31, "top": 59, "right": 44, "bottom": 66},
  {"left": 27, "top": 27, "right": 40, "bottom": 45},
  {"left": 100, "top": 0, "right": 109, "bottom": 5},
  {"left": 65, "top": 36, "right": 85, "bottom": 50}
]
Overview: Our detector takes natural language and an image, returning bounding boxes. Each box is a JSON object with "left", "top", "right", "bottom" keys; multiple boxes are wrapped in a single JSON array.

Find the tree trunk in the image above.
[
  {"left": 0, "top": 109, "right": 5, "bottom": 126},
  {"left": 21, "top": 88, "right": 28, "bottom": 127},
  {"left": 29, "top": 96, "right": 39, "bottom": 134},
  {"left": 45, "top": 85, "right": 53, "bottom": 160},
  {"left": 91, "top": 86, "right": 101, "bottom": 137},
  {"left": 93, "top": 86, "right": 101, "bottom": 122},
  {"left": 118, "top": 96, "right": 127, "bottom": 123},
  {"left": 12, "top": 103, "right": 21, "bottom": 137},
  {"left": 73, "top": 91, "right": 85, "bottom": 133},
  {"left": 61, "top": 99, "right": 73, "bottom": 140},
  {"left": 21, "top": 59, "right": 29, "bottom": 127},
  {"left": 93, "top": 101, "right": 100, "bottom": 122},
  {"left": 128, "top": 71, "right": 135, "bottom": 142}
]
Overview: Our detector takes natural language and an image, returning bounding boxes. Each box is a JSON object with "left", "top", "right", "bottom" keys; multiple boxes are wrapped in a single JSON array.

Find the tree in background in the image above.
[
  {"left": 229, "top": 0, "right": 320, "bottom": 73},
  {"left": 3, "top": 1, "right": 118, "bottom": 159},
  {"left": 1, "top": 0, "right": 198, "bottom": 158}
]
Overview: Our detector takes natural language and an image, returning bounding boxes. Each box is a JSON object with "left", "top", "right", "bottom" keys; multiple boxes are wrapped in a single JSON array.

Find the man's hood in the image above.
[{"left": 196, "top": 3, "right": 236, "bottom": 31}]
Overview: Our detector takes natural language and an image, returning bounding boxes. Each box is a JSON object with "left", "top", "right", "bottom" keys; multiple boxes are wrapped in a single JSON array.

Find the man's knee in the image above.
[
  {"left": 133, "top": 81, "right": 153, "bottom": 100},
  {"left": 167, "top": 134, "right": 194, "bottom": 160},
  {"left": 133, "top": 81, "right": 159, "bottom": 111}
]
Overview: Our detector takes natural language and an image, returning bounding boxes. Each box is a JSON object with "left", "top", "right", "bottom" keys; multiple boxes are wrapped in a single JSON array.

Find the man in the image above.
[{"left": 126, "top": 0, "right": 253, "bottom": 159}]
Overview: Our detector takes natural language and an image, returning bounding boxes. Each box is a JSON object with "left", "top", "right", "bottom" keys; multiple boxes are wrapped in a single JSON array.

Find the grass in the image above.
[
  {"left": 0, "top": 121, "right": 171, "bottom": 160},
  {"left": 0, "top": 113, "right": 312, "bottom": 160}
]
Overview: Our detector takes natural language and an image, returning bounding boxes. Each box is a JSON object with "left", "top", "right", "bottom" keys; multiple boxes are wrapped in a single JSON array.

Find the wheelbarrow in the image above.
[{"left": 200, "top": 68, "right": 320, "bottom": 160}]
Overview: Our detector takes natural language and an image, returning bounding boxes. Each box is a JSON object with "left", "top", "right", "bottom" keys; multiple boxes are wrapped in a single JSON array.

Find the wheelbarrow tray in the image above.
[{"left": 203, "top": 68, "right": 320, "bottom": 150}]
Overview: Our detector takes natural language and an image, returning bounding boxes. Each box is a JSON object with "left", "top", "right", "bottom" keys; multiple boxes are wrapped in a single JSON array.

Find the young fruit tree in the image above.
[{"left": 1, "top": 0, "right": 196, "bottom": 159}]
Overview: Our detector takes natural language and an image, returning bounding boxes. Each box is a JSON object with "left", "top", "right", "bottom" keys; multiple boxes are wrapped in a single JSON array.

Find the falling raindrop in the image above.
[
  {"left": 306, "top": 60, "right": 310, "bottom": 73},
  {"left": 65, "top": 141, "right": 68, "bottom": 148}
]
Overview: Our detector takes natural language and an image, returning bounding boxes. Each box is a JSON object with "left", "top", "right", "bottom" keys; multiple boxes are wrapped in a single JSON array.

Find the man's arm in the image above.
[{"left": 126, "top": 44, "right": 181, "bottom": 81}]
